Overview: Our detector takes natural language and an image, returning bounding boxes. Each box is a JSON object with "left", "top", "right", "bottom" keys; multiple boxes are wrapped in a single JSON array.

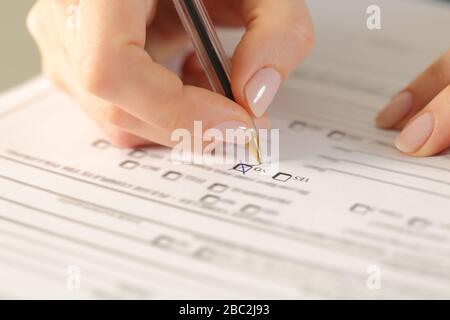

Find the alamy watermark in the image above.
[
  {"left": 170, "top": 121, "right": 280, "bottom": 173},
  {"left": 66, "top": 265, "right": 81, "bottom": 291},
  {"left": 366, "top": 265, "right": 382, "bottom": 290},
  {"left": 366, "top": 5, "right": 382, "bottom": 30}
]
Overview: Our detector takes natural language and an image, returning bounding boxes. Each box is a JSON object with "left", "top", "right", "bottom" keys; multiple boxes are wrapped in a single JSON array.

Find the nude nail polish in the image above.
[
  {"left": 395, "top": 112, "right": 435, "bottom": 153},
  {"left": 245, "top": 68, "right": 282, "bottom": 118}
]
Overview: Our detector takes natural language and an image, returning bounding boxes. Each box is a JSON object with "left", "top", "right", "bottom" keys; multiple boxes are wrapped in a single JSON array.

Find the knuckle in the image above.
[
  {"left": 293, "top": 21, "right": 315, "bottom": 50},
  {"left": 276, "top": 18, "right": 314, "bottom": 70},
  {"left": 79, "top": 52, "right": 115, "bottom": 96},
  {"left": 285, "top": 12, "right": 315, "bottom": 51}
]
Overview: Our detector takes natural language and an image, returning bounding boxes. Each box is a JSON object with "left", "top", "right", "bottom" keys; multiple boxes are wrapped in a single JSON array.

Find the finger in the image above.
[
  {"left": 181, "top": 52, "right": 212, "bottom": 89},
  {"left": 77, "top": 0, "right": 254, "bottom": 136},
  {"left": 231, "top": 0, "right": 314, "bottom": 117},
  {"left": 30, "top": 0, "right": 151, "bottom": 148},
  {"left": 203, "top": 0, "right": 244, "bottom": 27},
  {"left": 377, "top": 50, "right": 450, "bottom": 129},
  {"left": 75, "top": 93, "right": 157, "bottom": 148},
  {"left": 394, "top": 85, "right": 450, "bottom": 156},
  {"left": 94, "top": 116, "right": 152, "bottom": 149}
]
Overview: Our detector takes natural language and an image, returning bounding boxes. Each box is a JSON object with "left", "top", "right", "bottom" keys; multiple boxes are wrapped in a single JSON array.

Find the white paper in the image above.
[{"left": 0, "top": 0, "right": 449, "bottom": 299}]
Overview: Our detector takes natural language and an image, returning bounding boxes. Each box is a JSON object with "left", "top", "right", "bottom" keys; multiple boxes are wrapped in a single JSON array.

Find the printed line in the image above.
[
  {"left": 0, "top": 213, "right": 260, "bottom": 295},
  {"left": 0, "top": 173, "right": 323, "bottom": 272},
  {"left": 333, "top": 146, "right": 450, "bottom": 173},
  {"left": 319, "top": 155, "right": 450, "bottom": 186},
  {"left": 0, "top": 227, "right": 214, "bottom": 296},
  {"left": 0, "top": 155, "right": 383, "bottom": 259},
  {"left": 0, "top": 89, "right": 54, "bottom": 120},
  {"left": 0, "top": 248, "right": 62, "bottom": 283},
  {"left": 320, "top": 166, "right": 450, "bottom": 199}
]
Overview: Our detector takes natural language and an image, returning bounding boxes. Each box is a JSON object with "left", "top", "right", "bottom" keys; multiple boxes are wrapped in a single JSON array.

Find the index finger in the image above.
[{"left": 76, "top": 0, "right": 253, "bottom": 133}]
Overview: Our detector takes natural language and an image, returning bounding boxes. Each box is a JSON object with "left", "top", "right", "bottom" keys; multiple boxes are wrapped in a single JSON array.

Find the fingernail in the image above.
[
  {"left": 377, "top": 91, "right": 413, "bottom": 128},
  {"left": 213, "top": 121, "right": 250, "bottom": 144},
  {"left": 395, "top": 112, "right": 434, "bottom": 153},
  {"left": 245, "top": 68, "right": 282, "bottom": 118}
]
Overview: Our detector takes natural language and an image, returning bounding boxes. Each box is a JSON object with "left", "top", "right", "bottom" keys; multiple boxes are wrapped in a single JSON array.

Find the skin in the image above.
[
  {"left": 377, "top": 50, "right": 450, "bottom": 157},
  {"left": 27, "top": 1, "right": 449, "bottom": 156},
  {"left": 26, "top": 0, "right": 313, "bottom": 148}
]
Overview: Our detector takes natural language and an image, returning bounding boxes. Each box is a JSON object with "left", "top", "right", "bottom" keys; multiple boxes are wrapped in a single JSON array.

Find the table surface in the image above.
[{"left": 0, "top": 0, "right": 448, "bottom": 92}]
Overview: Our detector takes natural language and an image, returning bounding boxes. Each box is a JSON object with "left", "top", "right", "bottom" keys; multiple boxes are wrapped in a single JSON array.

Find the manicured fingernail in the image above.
[
  {"left": 395, "top": 112, "right": 434, "bottom": 153},
  {"left": 377, "top": 91, "right": 413, "bottom": 128},
  {"left": 213, "top": 121, "right": 250, "bottom": 144},
  {"left": 245, "top": 68, "right": 282, "bottom": 118}
]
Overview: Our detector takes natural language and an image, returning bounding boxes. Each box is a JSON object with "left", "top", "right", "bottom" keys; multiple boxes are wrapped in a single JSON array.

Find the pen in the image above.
[{"left": 173, "top": 0, "right": 262, "bottom": 163}]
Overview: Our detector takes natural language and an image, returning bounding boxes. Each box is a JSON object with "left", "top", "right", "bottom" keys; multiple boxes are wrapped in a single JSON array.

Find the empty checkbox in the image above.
[
  {"left": 289, "top": 121, "right": 307, "bottom": 131},
  {"left": 350, "top": 203, "right": 372, "bottom": 215},
  {"left": 129, "top": 149, "right": 147, "bottom": 159},
  {"left": 273, "top": 172, "right": 292, "bottom": 182},
  {"left": 208, "top": 183, "right": 228, "bottom": 193},
  {"left": 152, "top": 235, "right": 174, "bottom": 248},
  {"left": 327, "top": 130, "right": 346, "bottom": 140},
  {"left": 408, "top": 217, "right": 431, "bottom": 229},
  {"left": 200, "top": 195, "right": 220, "bottom": 205},
  {"left": 163, "top": 171, "right": 182, "bottom": 181},
  {"left": 120, "top": 160, "right": 140, "bottom": 170},
  {"left": 92, "top": 139, "right": 111, "bottom": 150},
  {"left": 194, "top": 247, "right": 217, "bottom": 261},
  {"left": 241, "top": 205, "right": 261, "bottom": 215}
]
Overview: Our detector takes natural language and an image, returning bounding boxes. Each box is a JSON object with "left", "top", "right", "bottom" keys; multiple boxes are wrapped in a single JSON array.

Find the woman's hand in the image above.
[
  {"left": 377, "top": 50, "right": 450, "bottom": 156},
  {"left": 27, "top": 0, "right": 313, "bottom": 148}
]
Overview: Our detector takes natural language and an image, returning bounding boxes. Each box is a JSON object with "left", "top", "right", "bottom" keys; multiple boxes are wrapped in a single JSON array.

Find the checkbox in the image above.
[
  {"left": 208, "top": 183, "right": 228, "bottom": 193},
  {"left": 163, "top": 171, "right": 182, "bottom": 181},
  {"left": 120, "top": 160, "right": 140, "bottom": 170},
  {"left": 350, "top": 203, "right": 372, "bottom": 215},
  {"left": 92, "top": 139, "right": 111, "bottom": 150},
  {"left": 200, "top": 195, "right": 220, "bottom": 205},
  {"left": 408, "top": 217, "right": 431, "bottom": 229},
  {"left": 129, "top": 149, "right": 147, "bottom": 159},
  {"left": 327, "top": 130, "right": 346, "bottom": 140},
  {"left": 152, "top": 235, "right": 174, "bottom": 248},
  {"left": 194, "top": 247, "right": 216, "bottom": 261},
  {"left": 273, "top": 172, "right": 292, "bottom": 182},
  {"left": 233, "top": 163, "right": 253, "bottom": 174},
  {"left": 289, "top": 121, "right": 307, "bottom": 131},
  {"left": 241, "top": 205, "right": 261, "bottom": 215}
]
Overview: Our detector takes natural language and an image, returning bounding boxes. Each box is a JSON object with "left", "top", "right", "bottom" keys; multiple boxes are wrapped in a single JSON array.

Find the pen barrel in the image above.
[{"left": 173, "top": 0, "right": 234, "bottom": 99}]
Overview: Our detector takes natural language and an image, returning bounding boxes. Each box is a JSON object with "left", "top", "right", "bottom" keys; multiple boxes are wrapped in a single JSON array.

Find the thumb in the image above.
[{"left": 231, "top": 0, "right": 314, "bottom": 117}]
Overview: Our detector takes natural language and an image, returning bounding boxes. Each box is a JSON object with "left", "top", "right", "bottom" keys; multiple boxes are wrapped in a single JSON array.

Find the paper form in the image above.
[{"left": 0, "top": 0, "right": 449, "bottom": 298}]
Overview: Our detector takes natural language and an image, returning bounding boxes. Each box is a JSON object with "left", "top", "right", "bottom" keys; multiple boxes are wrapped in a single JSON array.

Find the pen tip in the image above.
[{"left": 248, "top": 133, "right": 263, "bottom": 165}]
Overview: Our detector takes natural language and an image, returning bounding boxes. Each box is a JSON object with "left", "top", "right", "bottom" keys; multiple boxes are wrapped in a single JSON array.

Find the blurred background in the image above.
[
  {"left": 0, "top": 0, "right": 39, "bottom": 91},
  {"left": 0, "top": 0, "right": 449, "bottom": 92}
]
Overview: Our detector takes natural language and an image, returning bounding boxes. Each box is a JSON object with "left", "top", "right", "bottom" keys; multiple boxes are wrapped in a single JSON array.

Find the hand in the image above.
[
  {"left": 27, "top": 0, "right": 313, "bottom": 148},
  {"left": 377, "top": 50, "right": 450, "bottom": 157}
]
